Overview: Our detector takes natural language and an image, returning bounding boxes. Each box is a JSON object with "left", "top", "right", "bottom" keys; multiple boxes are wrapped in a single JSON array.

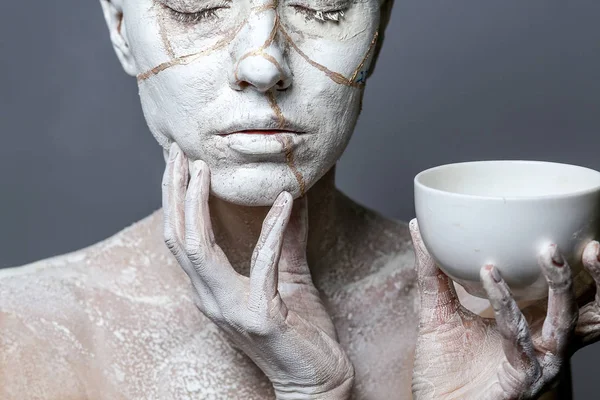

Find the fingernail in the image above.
[
  {"left": 489, "top": 266, "right": 502, "bottom": 283},
  {"left": 169, "top": 143, "right": 180, "bottom": 160},
  {"left": 274, "top": 192, "right": 289, "bottom": 207},
  {"left": 193, "top": 160, "right": 203, "bottom": 175},
  {"left": 409, "top": 219, "right": 418, "bottom": 232},
  {"left": 551, "top": 245, "right": 565, "bottom": 267}
]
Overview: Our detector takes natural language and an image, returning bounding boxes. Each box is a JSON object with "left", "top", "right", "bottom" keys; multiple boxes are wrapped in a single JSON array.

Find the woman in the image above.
[{"left": 0, "top": 0, "right": 599, "bottom": 398}]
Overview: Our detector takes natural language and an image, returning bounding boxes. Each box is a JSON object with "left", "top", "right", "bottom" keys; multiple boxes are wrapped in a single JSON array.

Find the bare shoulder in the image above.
[
  {"left": 0, "top": 238, "right": 107, "bottom": 398},
  {"left": 0, "top": 209, "right": 182, "bottom": 323},
  {"left": 0, "top": 251, "right": 92, "bottom": 399},
  {"left": 0, "top": 210, "right": 188, "bottom": 399},
  {"left": 0, "top": 211, "right": 277, "bottom": 399}
]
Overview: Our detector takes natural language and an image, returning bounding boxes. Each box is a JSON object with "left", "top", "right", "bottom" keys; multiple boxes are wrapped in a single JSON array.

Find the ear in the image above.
[
  {"left": 367, "top": 0, "right": 395, "bottom": 78},
  {"left": 99, "top": 0, "right": 137, "bottom": 76}
]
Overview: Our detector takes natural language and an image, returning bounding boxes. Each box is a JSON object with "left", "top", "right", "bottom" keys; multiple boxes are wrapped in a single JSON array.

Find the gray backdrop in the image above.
[{"left": 1, "top": 0, "right": 599, "bottom": 397}]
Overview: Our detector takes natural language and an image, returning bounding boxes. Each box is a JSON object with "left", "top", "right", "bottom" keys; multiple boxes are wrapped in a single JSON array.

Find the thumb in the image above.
[{"left": 409, "top": 219, "right": 461, "bottom": 325}]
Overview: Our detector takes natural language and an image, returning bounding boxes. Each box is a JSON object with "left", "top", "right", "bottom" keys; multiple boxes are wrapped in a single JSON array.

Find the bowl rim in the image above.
[{"left": 414, "top": 160, "right": 600, "bottom": 201}]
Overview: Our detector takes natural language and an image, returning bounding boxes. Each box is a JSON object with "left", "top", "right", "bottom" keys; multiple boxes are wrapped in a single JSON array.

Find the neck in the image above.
[{"left": 208, "top": 167, "right": 339, "bottom": 276}]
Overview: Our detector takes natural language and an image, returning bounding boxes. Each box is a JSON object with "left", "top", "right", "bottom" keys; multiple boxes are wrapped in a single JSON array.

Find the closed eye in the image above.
[
  {"left": 291, "top": 5, "right": 346, "bottom": 23},
  {"left": 164, "top": 2, "right": 231, "bottom": 24}
]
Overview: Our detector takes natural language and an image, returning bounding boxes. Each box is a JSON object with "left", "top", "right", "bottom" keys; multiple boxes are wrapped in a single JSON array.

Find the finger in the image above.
[
  {"left": 276, "top": 196, "right": 337, "bottom": 337},
  {"left": 162, "top": 143, "right": 191, "bottom": 273},
  {"left": 575, "top": 241, "right": 600, "bottom": 345},
  {"left": 582, "top": 241, "right": 600, "bottom": 303},
  {"left": 409, "top": 218, "right": 461, "bottom": 322},
  {"left": 184, "top": 160, "right": 240, "bottom": 292},
  {"left": 279, "top": 194, "right": 310, "bottom": 281},
  {"left": 185, "top": 160, "right": 215, "bottom": 248},
  {"left": 481, "top": 265, "right": 540, "bottom": 375},
  {"left": 248, "top": 192, "right": 293, "bottom": 311},
  {"left": 161, "top": 146, "right": 223, "bottom": 318},
  {"left": 537, "top": 244, "right": 577, "bottom": 357}
]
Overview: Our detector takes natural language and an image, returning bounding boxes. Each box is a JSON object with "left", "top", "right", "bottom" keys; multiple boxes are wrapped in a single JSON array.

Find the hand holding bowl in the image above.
[{"left": 414, "top": 160, "right": 600, "bottom": 301}]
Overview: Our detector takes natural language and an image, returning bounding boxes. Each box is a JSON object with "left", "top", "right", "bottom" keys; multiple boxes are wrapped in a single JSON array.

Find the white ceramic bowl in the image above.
[{"left": 414, "top": 160, "right": 600, "bottom": 301}]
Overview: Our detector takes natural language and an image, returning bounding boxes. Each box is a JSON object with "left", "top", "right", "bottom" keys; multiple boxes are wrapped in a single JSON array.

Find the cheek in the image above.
[
  {"left": 279, "top": 75, "right": 361, "bottom": 187},
  {"left": 301, "top": 88, "right": 362, "bottom": 179},
  {"left": 138, "top": 52, "right": 229, "bottom": 150}
]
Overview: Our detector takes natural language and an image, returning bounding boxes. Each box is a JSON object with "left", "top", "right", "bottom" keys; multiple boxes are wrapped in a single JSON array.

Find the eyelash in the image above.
[
  {"left": 292, "top": 6, "right": 346, "bottom": 23},
  {"left": 165, "top": 3, "right": 345, "bottom": 25},
  {"left": 166, "top": 3, "right": 230, "bottom": 24}
]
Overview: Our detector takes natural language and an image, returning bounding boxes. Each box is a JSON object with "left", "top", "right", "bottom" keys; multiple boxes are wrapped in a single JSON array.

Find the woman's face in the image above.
[{"left": 115, "top": 0, "right": 382, "bottom": 205}]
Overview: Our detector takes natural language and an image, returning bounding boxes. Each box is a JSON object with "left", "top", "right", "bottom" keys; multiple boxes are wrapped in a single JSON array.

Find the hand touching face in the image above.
[{"left": 161, "top": 143, "right": 355, "bottom": 397}]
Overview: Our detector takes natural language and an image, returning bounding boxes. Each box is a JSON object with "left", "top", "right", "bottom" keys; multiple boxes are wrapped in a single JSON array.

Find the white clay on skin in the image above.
[
  {"left": 126, "top": 0, "right": 379, "bottom": 206},
  {"left": 0, "top": 0, "right": 586, "bottom": 398}
]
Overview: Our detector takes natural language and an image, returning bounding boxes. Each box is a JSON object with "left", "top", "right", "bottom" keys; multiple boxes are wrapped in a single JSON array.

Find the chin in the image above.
[{"left": 209, "top": 165, "right": 311, "bottom": 206}]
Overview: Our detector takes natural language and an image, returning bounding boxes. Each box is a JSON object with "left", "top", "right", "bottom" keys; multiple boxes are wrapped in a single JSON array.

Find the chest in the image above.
[{"left": 88, "top": 272, "right": 420, "bottom": 400}]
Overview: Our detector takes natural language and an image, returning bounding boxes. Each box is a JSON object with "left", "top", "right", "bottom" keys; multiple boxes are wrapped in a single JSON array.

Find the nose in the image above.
[{"left": 229, "top": 11, "right": 292, "bottom": 92}]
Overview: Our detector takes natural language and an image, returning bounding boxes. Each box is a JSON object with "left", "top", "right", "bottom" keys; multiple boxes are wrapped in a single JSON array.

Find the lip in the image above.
[
  {"left": 222, "top": 129, "right": 303, "bottom": 136},
  {"left": 225, "top": 132, "right": 304, "bottom": 155},
  {"left": 217, "top": 117, "right": 307, "bottom": 136},
  {"left": 217, "top": 118, "right": 308, "bottom": 156}
]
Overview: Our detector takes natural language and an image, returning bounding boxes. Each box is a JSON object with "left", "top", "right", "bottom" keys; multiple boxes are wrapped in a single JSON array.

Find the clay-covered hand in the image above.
[
  {"left": 573, "top": 241, "right": 600, "bottom": 347},
  {"left": 408, "top": 218, "right": 589, "bottom": 400},
  {"left": 161, "top": 144, "right": 354, "bottom": 400}
]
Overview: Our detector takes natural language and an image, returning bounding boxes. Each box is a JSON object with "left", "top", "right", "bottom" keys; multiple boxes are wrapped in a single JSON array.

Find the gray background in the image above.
[{"left": 1, "top": 0, "right": 598, "bottom": 397}]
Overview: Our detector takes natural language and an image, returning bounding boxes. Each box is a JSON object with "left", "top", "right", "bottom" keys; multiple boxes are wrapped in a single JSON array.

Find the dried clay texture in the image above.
[
  {"left": 0, "top": 0, "right": 570, "bottom": 399},
  {"left": 0, "top": 192, "right": 427, "bottom": 399}
]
